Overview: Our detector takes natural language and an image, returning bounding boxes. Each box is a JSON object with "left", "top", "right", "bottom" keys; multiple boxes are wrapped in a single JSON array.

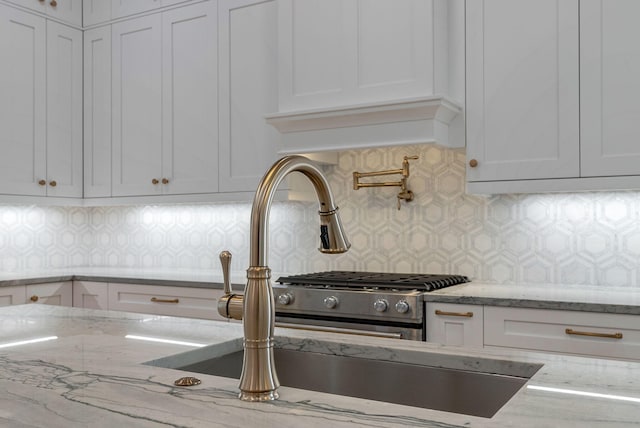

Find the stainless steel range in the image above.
[{"left": 274, "top": 271, "right": 469, "bottom": 341}]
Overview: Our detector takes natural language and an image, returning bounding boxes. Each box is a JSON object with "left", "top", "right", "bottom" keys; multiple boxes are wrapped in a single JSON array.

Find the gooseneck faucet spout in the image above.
[{"left": 217, "top": 155, "right": 350, "bottom": 401}]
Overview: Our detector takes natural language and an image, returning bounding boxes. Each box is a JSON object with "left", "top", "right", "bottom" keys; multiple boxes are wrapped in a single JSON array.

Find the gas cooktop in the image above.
[{"left": 276, "top": 271, "right": 470, "bottom": 292}]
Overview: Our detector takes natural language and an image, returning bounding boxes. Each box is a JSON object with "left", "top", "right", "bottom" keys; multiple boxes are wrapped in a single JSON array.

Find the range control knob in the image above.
[
  {"left": 277, "top": 293, "right": 293, "bottom": 305},
  {"left": 323, "top": 296, "right": 339, "bottom": 309},
  {"left": 373, "top": 299, "right": 388, "bottom": 312},
  {"left": 395, "top": 300, "right": 410, "bottom": 314}
]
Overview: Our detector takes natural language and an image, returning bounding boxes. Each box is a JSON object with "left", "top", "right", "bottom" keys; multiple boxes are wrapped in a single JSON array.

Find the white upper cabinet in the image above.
[
  {"left": 112, "top": 0, "right": 162, "bottom": 19},
  {"left": 7, "top": 0, "right": 81, "bottom": 26},
  {"left": 0, "top": 5, "right": 47, "bottom": 196},
  {"left": 0, "top": 5, "right": 81, "bottom": 198},
  {"left": 270, "top": 0, "right": 462, "bottom": 153},
  {"left": 466, "top": 0, "right": 580, "bottom": 183},
  {"left": 111, "top": 14, "right": 163, "bottom": 197},
  {"left": 218, "top": 0, "right": 280, "bottom": 192},
  {"left": 83, "top": 0, "right": 111, "bottom": 26},
  {"left": 580, "top": 0, "right": 640, "bottom": 178},
  {"left": 278, "top": 0, "right": 447, "bottom": 112},
  {"left": 47, "top": 20, "right": 83, "bottom": 197},
  {"left": 84, "top": 26, "right": 112, "bottom": 198},
  {"left": 161, "top": 1, "right": 218, "bottom": 195}
]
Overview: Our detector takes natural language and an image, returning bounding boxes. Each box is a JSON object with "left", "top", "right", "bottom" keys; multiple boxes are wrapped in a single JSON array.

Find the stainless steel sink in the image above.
[{"left": 171, "top": 347, "right": 540, "bottom": 418}]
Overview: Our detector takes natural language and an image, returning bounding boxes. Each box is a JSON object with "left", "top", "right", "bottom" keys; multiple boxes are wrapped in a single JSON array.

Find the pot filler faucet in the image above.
[{"left": 217, "top": 155, "right": 350, "bottom": 401}]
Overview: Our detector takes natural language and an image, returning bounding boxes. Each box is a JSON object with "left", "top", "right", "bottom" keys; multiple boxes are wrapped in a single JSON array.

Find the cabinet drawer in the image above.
[
  {"left": 108, "top": 283, "right": 226, "bottom": 321},
  {"left": 426, "top": 302, "right": 483, "bottom": 347},
  {"left": 26, "top": 282, "right": 73, "bottom": 306},
  {"left": 485, "top": 307, "right": 640, "bottom": 361},
  {"left": 0, "top": 286, "right": 26, "bottom": 307}
]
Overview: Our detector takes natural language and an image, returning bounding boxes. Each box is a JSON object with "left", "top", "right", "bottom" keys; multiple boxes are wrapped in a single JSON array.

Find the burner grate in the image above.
[{"left": 276, "top": 271, "right": 469, "bottom": 291}]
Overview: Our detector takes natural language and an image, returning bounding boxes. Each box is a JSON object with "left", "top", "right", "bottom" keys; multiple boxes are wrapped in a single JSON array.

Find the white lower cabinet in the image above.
[
  {"left": 108, "top": 283, "right": 227, "bottom": 321},
  {"left": 484, "top": 306, "right": 640, "bottom": 361},
  {"left": 26, "top": 282, "right": 73, "bottom": 306},
  {"left": 73, "top": 281, "right": 109, "bottom": 309},
  {"left": 426, "top": 302, "right": 483, "bottom": 347},
  {"left": 0, "top": 286, "right": 26, "bottom": 307}
]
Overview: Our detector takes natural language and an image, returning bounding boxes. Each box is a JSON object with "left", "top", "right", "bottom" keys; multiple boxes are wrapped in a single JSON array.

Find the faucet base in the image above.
[{"left": 239, "top": 390, "right": 279, "bottom": 402}]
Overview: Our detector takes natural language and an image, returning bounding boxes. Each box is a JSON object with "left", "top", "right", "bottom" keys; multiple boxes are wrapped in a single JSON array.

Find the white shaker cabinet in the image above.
[
  {"left": 26, "top": 282, "right": 73, "bottom": 306},
  {"left": 83, "top": 0, "right": 111, "bottom": 26},
  {"left": 0, "top": 5, "right": 81, "bottom": 198},
  {"left": 73, "top": 281, "right": 109, "bottom": 309},
  {"left": 277, "top": 0, "right": 448, "bottom": 112},
  {"left": 6, "top": 0, "right": 81, "bottom": 26},
  {"left": 46, "top": 20, "right": 83, "bottom": 198},
  {"left": 465, "top": 0, "right": 580, "bottom": 183},
  {"left": 580, "top": 0, "right": 640, "bottom": 178},
  {"left": 218, "top": 0, "right": 279, "bottom": 192},
  {"left": 110, "top": 2, "right": 218, "bottom": 198},
  {"left": 84, "top": 26, "right": 112, "bottom": 198},
  {"left": 0, "top": 287, "right": 25, "bottom": 307},
  {"left": 426, "top": 302, "right": 483, "bottom": 348},
  {"left": 0, "top": 5, "right": 47, "bottom": 196},
  {"left": 111, "top": 14, "right": 163, "bottom": 196}
]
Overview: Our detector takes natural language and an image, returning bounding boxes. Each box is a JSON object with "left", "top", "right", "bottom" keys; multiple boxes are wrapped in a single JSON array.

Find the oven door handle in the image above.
[{"left": 275, "top": 322, "right": 403, "bottom": 339}]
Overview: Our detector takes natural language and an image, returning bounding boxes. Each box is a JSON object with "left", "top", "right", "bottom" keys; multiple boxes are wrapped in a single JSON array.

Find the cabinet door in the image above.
[
  {"left": 83, "top": 0, "right": 111, "bottom": 26},
  {"left": 425, "top": 302, "right": 483, "bottom": 347},
  {"left": 73, "top": 281, "right": 109, "bottom": 309},
  {"left": 0, "top": 5, "right": 47, "bottom": 196},
  {"left": 218, "top": 0, "right": 279, "bottom": 192},
  {"left": 0, "top": 286, "right": 26, "bottom": 307},
  {"left": 161, "top": 1, "right": 218, "bottom": 195},
  {"left": 108, "top": 283, "right": 228, "bottom": 321},
  {"left": 46, "top": 0, "right": 82, "bottom": 27},
  {"left": 278, "top": 0, "right": 442, "bottom": 112},
  {"left": 112, "top": 15, "right": 163, "bottom": 196},
  {"left": 3, "top": 0, "right": 46, "bottom": 14},
  {"left": 84, "top": 26, "right": 112, "bottom": 198},
  {"left": 581, "top": 0, "right": 640, "bottom": 177},
  {"left": 26, "top": 282, "right": 73, "bottom": 306},
  {"left": 112, "top": 0, "right": 161, "bottom": 19},
  {"left": 46, "top": 21, "right": 82, "bottom": 198},
  {"left": 466, "top": 0, "right": 579, "bottom": 182}
]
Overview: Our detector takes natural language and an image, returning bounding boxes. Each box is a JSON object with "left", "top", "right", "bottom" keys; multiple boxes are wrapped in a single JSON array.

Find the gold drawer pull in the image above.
[
  {"left": 30, "top": 295, "right": 39, "bottom": 302},
  {"left": 150, "top": 297, "right": 179, "bottom": 304},
  {"left": 565, "top": 328, "right": 623, "bottom": 339},
  {"left": 435, "top": 309, "right": 473, "bottom": 318}
]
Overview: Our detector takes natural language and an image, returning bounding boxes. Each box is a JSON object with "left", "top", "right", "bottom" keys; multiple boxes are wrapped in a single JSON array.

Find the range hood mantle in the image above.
[{"left": 266, "top": 96, "right": 463, "bottom": 154}]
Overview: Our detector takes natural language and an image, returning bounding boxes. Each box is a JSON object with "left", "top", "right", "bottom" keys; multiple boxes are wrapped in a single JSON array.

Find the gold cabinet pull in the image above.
[
  {"left": 49, "top": 180, "right": 57, "bottom": 187},
  {"left": 150, "top": 297, "right": 179, "bottom": 304},
  {"left": 50, "top": 0, "right": 57, "bottom": 6},
  {"left": 38, "top": 179, "right": 46, "bottom": 186},
  {"left": 162, "top": 178, "right": 169, "bottom": 184},
  {"left": 469, "top": 159, "right": 478, "bottom": 168},
  {"left": 30, "top": 295, "right": 39, "bottom": 302},
  {"left": 435, "top": 309, "right": 473, "bottom": 318},
  {"left": 151, "top": 178, "right": 159, "bottom": 185},
  {"left": 565, "top": 328, "right": 622, "bottom": 339}
]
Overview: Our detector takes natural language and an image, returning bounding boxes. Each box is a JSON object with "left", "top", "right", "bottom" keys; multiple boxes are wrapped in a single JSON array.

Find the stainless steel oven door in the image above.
[{"left": 275, "top": 315, "right": 424, "bottom": 341}]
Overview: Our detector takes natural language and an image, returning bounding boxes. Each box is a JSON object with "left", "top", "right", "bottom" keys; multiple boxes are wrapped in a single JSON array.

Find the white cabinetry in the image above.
[
  {"left": 108, "top": 283, "right": 227, "bottom": 321},
  {"left": 270, "top": 0, "right": 462, "bottom": 153},
  {"left": 109, "top": 1, "right": 218, "bottom": 198},
  {"left": 580, "top": 0, "right": 640, "bottom": 178},
  {"left": 0, "top": 286, "right": 25, "bottom": 307},
  {"left": 466, "top": 0, "right": 579, "bottom": 184},
  {"left": 73, "top": 281, "right": 109, "bottom": 309},
  {"left": 26, "top": 282, "right": 73, "bottom": 306},
  {"left": 485, "top": 306, "right": 640, "bottom": 361},
  {"left": 426, "top": 302, "right": 483, "bottom": 347},
  {"left": 0, "top": 5, "right": 81, "bottom": 198},
  {"left": 218, "top": 0, "right": 279, "bottom": 192},
  {"left": 83, "top": 0, "right": 111, "bottom": 26},
  {"left": 6, "top": 0, "right": 81, "bottom": 26},
  {"left": 467, "top": 1, "right": 640, "bottom": 194}
]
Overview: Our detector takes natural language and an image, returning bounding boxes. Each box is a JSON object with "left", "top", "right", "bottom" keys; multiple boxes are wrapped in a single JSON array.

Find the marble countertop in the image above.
[
  {"left": 424, "top": 282, "right": 640, "bottom": 315},
  {"left": 1, "top": 304, "right": 639, "bottom": 427}
]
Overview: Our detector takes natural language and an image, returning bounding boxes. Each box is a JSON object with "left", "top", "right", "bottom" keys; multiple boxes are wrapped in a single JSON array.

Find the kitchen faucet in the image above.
[{"left": 217, "top": 155, "right": 350, "bottom": 401}]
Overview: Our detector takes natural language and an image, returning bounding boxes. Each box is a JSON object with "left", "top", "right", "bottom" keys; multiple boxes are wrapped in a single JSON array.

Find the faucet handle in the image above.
[{"left": 219, "top": 250, "right": 232, "bottom": 294}]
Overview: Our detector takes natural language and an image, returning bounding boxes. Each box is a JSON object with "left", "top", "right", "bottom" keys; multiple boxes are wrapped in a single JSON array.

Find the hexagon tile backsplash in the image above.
[{"left": 1, "top": 144, "right": 640, "bottom": 287}]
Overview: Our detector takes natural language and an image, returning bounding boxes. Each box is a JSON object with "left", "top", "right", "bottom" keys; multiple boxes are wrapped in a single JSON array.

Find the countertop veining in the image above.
[{"left": 1, "top": 304, "right": 639, "bottom": 427}]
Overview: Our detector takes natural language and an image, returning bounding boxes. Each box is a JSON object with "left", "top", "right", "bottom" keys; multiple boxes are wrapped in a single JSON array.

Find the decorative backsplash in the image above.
[{"left": 1, "top": 144, "right": 640, "bottom": 287}]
